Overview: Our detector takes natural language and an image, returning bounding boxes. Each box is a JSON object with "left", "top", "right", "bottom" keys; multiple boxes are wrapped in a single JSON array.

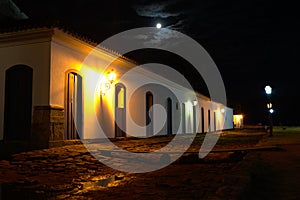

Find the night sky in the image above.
[{"left": 1, "top": 0, "right": 299, "bottom": 125}]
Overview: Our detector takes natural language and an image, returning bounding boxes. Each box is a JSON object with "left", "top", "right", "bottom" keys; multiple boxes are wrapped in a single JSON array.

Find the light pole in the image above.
[{"left": 265, "top": 85, "right": 273, "bottom": 137}]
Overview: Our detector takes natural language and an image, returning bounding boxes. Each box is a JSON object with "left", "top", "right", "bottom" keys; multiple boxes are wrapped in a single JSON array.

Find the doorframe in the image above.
[
  {"left": 146, "top": 91, "right": 154, "bottom": 137},
  {"left": 4, "top": 65, "right": 33, "bottom": 141},
  {"left": 65, "top": 70, "right": 82, "bottom": 140},
  {"left": 201, "top": 107, "right": 205, "bottom": 133},
  {"left": 167, "top": 98, "right": 172, "bottom": 135},
  {"left": 193, "top": 105, "right": 197, "bottom": 133},
  {"left": 213, "top": 111, "right": 217, "bottom": 132},
  {"left": 182, "top": 103, "right": 186, "bottom": 134},
  {"left": 208, "top": 109, "right": 211, "bottom": 132},
  {"left": 115, "top": 83, "right": 126, "bottom": 137}
]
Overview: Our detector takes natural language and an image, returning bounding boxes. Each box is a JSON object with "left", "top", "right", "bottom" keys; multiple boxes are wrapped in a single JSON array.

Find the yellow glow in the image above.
[
  {"left": 214, "top": 108, "right": 225, "bottom": 131},
  {"left": 79, "top": 63, "right": 116, "bottom": 136},
  {"left": 233, "top": 114, "right": 243, "bottom": 128},
  {"left": 117, "top": 88, "right": 125, "bottom": 108},
  {"left": 107, "top": 69, "right": 117, "bottom": 83},
  {"left": 234, "top": 115, "right": 243, "bottom": 120},
  {"left": 100, "top": 82, "right": 111, "bottom": 96}
]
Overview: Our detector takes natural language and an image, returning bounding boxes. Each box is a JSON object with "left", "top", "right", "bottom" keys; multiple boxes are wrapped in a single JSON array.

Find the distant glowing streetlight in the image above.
[
  {"left": 264, "top": 85, "right": 273, "bottom": 137},
  {"left": 156, "top": 23, "right": 162, "bottom": 29},
  {"left": 265, "top": 85, "right": 272, "bottom": 95}
]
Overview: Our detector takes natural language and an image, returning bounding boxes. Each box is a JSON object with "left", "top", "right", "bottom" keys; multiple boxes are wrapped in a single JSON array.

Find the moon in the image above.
[{"left": 156, "top": 23, "right": 162, "bottom": 29}]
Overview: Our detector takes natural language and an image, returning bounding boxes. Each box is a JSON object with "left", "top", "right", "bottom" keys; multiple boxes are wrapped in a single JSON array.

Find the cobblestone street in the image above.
[{"left": 1, "top": 129, "right": 299, "bottom": 200}]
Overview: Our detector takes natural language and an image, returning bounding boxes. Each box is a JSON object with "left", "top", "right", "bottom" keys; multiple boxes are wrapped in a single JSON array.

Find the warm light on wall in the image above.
[
  {"left": 234, "top": 115, "right": 243, "bottom": 120},
  {"left": 100, "top": 82, "right": 111, "bottom": 96},
  {"left": 100, "top": 69, "right": 117, "bottom": 95},
  {"left": 233, "top": 114, "right": 243, "bottom": 128},
  {"left": 107, "top": 69, "right": 117, "bottom": 84}
]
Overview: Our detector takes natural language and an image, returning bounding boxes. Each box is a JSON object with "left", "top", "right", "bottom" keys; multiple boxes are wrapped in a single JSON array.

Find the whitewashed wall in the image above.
[
  {"left": 0, "top": 38, "right": 51, "bottom": 140},
  {"left": 50, "top": 29, "right": 233, "bottom": 139},
  {"left": 0, "top": 28, "right": 233, "bottom": 142}
]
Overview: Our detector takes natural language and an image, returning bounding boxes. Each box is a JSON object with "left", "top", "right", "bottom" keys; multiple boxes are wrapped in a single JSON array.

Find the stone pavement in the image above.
[{"left": 1, "top": 130, "right": 292, "bottom": 200}]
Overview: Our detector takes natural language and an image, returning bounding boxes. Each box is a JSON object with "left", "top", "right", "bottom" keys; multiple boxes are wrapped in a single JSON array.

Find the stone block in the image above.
[{"left": 31, "top": 105, "right": 65, "bottom": 149}]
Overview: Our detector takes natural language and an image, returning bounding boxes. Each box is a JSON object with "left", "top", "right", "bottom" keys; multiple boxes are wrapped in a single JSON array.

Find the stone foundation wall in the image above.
[
  {"left": 49, "top": 107, "right": 64, "bottom": 141},
  {"left": 31, "top": 105, "right": 64, "bottom": 149}
]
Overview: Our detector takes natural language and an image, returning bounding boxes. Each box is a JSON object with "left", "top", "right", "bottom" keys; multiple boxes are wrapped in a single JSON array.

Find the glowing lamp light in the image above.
[
  {"left": 193, "top": 100, "right": 198, "bottom": 106},
  {"left": 107, "top": 69, "right": 117, "bottom": 84},
  {"left": 100, "top": 69, "right": 117, "bottom": 95},
  {"left": 267, "top": 103, "right": 272, "bottom": 109},
  {"left": 156, "top": 23, "right": 162, "bottom": 29},
  {"left": 221, "top": 108, "right": 225, "bottom": 113},
  {"left": 269, "top": 109, "right": 274, "bottom": 114},
  {"left": 100, "top": 82, "right": 111, "bottom": 96},
  {"left": 265, "top": 85, "right": 272, "bottom": 95}
]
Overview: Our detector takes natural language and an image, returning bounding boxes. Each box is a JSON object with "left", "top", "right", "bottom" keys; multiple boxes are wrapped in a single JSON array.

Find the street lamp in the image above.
[
  {"left": 265, "top": 85, "right": 272, "bottom": 95},
  {"left": 265, "top": 85, "right": 273, "bottom": 137}
]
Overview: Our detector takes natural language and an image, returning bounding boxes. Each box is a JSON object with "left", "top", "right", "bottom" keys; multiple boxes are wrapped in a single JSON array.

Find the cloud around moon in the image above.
[
  {"left": 0, "top": 0, "right": 28, "bottom": 20},
  {"left": 132, "top": 0, "right": 183, "bottom": 18}
]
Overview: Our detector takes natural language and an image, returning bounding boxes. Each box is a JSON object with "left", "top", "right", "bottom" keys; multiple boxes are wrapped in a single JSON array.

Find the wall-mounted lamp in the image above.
[
  {"left": 107, "top": 69, "right": 117, "bottom": 84},
  {"left": 100, "top": 69, "right": 117, "bottom": 95},
  {"left": 100, "top": 82, "right": 111, "bottom": 96},
  {"left": 193, "top": 100, "right": 198, "bottom": 106}
]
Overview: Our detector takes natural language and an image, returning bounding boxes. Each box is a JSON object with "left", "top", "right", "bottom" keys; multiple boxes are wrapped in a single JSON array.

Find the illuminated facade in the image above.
[
  {"left": 0, "top": 27, "right": 233, "bottom": 148},
  {"left": 233, "top": 115, "right": 244, "bottom": 129}
]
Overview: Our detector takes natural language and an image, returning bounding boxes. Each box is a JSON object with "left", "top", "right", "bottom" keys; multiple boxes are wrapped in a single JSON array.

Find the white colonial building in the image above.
[{"left": 0, "top": 27, "right": 233, "bottom": 148}]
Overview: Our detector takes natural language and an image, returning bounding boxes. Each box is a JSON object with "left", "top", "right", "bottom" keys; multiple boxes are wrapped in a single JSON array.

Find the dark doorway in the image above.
[
  {"left": 201, "top": 107, "right": 205, "bottom": 133},
  {"left": 4, "top": 65, "right": 33, "bottom": 141},
  {"left": 193, "top": 105, "right": 197, "bottom": 133},
  {"left": 182, "top": 103, "right": 186, "bottom": 134},
  {"left": 115, "top": 83, "right": 126, "bottom": 137},
  {"left": 208, "top": 109, "right": 211, "bottom": 132},
  {"left": 167, "top": 98, "right": 172, "bottom": 135},
  {"left": 66, "top": 72, "right": 82, "bottom": 140},
  {"left": 214, "top": 112, "right": 217, "bottom": 131},
  {"left": 146, "top": 92, "right": 153, "bottom": 137}
]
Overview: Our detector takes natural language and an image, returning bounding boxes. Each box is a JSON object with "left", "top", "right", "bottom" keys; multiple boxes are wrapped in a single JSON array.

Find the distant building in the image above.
[
  {"left": 0, "top": 27, "right": 233, "bottom": 148},
  {"left": 233, "top": 114, "right": 244, "bottom": 129}
]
